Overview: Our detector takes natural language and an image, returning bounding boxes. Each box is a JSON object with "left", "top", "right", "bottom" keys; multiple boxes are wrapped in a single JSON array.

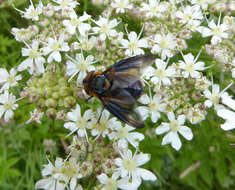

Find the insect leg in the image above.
[
  {"left": 97, "top": 107, "right": 105, "bottom": 124},
  {"left": 85, "top": 96, "right": 93, "bottom": 102}
]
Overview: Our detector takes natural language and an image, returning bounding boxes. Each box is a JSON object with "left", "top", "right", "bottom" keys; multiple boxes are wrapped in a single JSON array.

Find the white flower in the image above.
[
  {"left": 111, "top": 0, "right": 133, "bottom": 14},
  {"left": 232, "top": 68, "right": 235, "bottom": 78},
  {"left": 64, "top": 157, "right": 83, "bottom": 190},
  {"left": 217, "top": 109, "right": 235, "bottom": 131},
  {"left": 221, "top": 92, "right": 235, "bottom": 111},
  {"left": 151, "top": 33, "right": 177, "bottom": 59},
  {"left": 18, "top": 40, "right": 45, "bottom": 75},
  {"left": 108, "top": 124, "right": 144, "bottom": 149},
  {"left": 156, "top": 112, "right": 193, "bottom": 150},
  {"left": 16, "top": 0, "right": 43, "bottom": 21},
  {"left": 114, "top": 150, "right": 157, "bottom": 188},
  {"left": 0, "top": 68, "right": 21, "bottom": 92},
  {"left": 97, "top": 173, "right": 122, "bottom": 190},
  {"left": 11, "top": 27, "right": 31, "bottom": 42},
  {"left": 175, "top": 5, "right": 203, "bottom": 25},
  {"left": 66, "top": 53, "right": 96, "bottom": 84},
  {"left": 204, "top": 84, "right": 222, "bottom": 108},
  {"left": 141, "top": 0, "right": 166, "bottom": 18},
  {"left": 198, "top": 15, "right": 229, "bottom": 45},
  {"left": 179, "top": 52, "right": 205, "bottom": 78},
  {"left": 121, "top": 30, "right": 148, "bottom": 56},
  {"left": 63, "top": 11, "right": 91, "bottom": 35},
  {"left": 53, "top": 0, "right": 78, "bottom": 11},
  {"left": 146, "top": 59, "right": 175, "bottom": 86},
  {"left": 0, "top": 91, "right": 18, "bottom": 122},
  {"left": 64, "top": 104, "right": 93, "bottom": 139},
  {"left": 35, "top": 157, "right": 68, "bottom": 190},
  {"left": 137, "top": 93, "right": 166, "bottom": 123},
  {"left": 26, "top": 109, "right": 44, "bottom": 124},
  {"left": 91, "top": 108, "right": 122, "bottom": 138},
  {"left": 93, "top": 17, "right": 119, "bottom": 41},
  {"left": 75, "top": 35, "right": 96, "bottom": 51},
  {"left": 42, "top": 35, "right": 69, "bottom": 63},
  {"left": 191, "top": 0, "right": 211, "bottom": 9}
]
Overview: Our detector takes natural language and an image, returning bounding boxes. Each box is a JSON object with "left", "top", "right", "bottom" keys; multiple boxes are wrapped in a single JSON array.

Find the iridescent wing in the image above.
[
  {"left": 100, "top": 88, "right": 144, "bottom": 128},
  {"left": 103, "top": 55, "right": 156, "bottom": 94}
]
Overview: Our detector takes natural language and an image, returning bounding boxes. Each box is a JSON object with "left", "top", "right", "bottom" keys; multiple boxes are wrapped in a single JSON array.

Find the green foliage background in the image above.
[{"left": 0, "top": 0, "right": 234, "bottom": 190}]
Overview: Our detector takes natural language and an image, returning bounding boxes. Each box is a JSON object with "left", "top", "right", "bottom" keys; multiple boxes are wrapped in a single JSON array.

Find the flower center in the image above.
[
  {"left": 198, "top": 0, "right": 206, "bottom": 5},
  {"left": 71, "top": 18, "right": 79, "bottom": 26},
  {"left": 4, "top": 101, "right": 14, "bottom": 110},
  {"left": 148, "top": 101, "right": 159, "bottom": 111},
  {"left": 170, "top": 120, "right": 180, "bottom": 132},
  {"left": 155, "top": 69, "right": 166, "bottom": 79},
  {"left": 97, "top": 121, "right": 108, "bottom": 132},
  {"left": 150, "top": 6, "right": 159, "bottom": 15},
  {"left": 129, "top": 41, "right": 138, "bottom": 50},
  {"left": 183, "top": 13, "right": 192, "bottom": 22},
  {"left": 159, "top": 38, "right": 170, "bottom": 49},
  {"left": 101, "top": 24, "right": 110, "bottom": 34},
  {"left": 61, "top": 165, "right": 77, "bottom": 178},
  {"left": 211, "top": 93, "right": 220, "bottom": 104},
  {"left": 29, "top": 9, "right": 39, "bottom": 18},
  {"left": 51, "top": 42, "right": 61, "bottom": 51},
  {"left": 185, "top": 63, "right": 195, "bottom": 73},
  {"left": 77, "top": 61, "right": 88, "bottom": 71},
  {"left": 212, "top": 26, "right": 223, "bottom": 36},
  {"left": 77, "top": 117, "right": 87, "bottom": 129},
  {"left": 123, "top": 159, "right": 136, "bottom": 172},
  {"left": 7, "top": 75, "right": 15, "bottom": 84},
  {"left": 29, "top": 49, "right": 39, "bottom": 59},
  {"left": 117, "top": 0, "right": 126, "bottom": 8},
  {"left": 105, "top": 178, "right": 118, "bottom": 190},
  {"left": 117, "top": 127, "right": 128, "bottom": 139},
  {"left": 61, "top": 0, "right": 68, "bottom": 7}
]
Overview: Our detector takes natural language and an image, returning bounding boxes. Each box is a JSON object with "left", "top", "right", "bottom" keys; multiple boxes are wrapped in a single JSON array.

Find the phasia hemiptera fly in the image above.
[{"left": 83, "top": 55, "right": 156, "bottom": 128}]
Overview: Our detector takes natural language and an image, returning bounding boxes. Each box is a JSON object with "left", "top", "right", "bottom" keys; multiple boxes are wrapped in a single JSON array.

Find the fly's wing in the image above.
[
  {"left": 104, "top": 55, "right": 156, "bottom": 89},
  {"left": 100, "top": 88, "right": 144, "bottom": 128}
]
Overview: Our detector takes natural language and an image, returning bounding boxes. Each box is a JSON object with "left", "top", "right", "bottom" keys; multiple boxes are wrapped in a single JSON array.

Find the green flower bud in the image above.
[
  {"left": 52, "top": 92, "right": 60, "bottom": 99},
  {"left": 38, "top": 98, "right": 45, "bottom": 108},
  {"left": 45, "top": 98, "right": 57, "bottom": 108},
  {"left": 59, "top": 87, "right": 69, "bottom": 97},
  {"left": 44, "top": 87, "right": 53, "bottom": 98},
  {"left": 64, "top": 96, "right": 76, "bottom": 108},
  {"left": 58, "top": 78, "right": 67, "bottom": 86},
  {"left": 46, "top": 108, "right": 57, "bottom": 119},
  {"left": 58, "top": 99, "right": 64, "bottom": 107}
]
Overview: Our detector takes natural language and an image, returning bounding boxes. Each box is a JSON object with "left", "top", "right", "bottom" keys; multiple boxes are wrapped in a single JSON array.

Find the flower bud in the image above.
[
  {"left": 45, "top": 98, "right": 57, "bottom": 108},
  {"left": 46, "top": 108, "right": 57, "bottom": 119},
  {"left": 64, "top": 96, "right": 76, "bottom": 108}
]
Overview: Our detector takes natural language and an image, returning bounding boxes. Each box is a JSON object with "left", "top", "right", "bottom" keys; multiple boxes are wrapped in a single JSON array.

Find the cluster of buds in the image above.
[{"left": 22, "top": 64, "right": 80, "bottom": 119}]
